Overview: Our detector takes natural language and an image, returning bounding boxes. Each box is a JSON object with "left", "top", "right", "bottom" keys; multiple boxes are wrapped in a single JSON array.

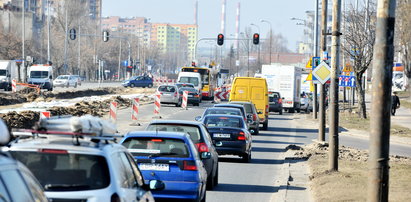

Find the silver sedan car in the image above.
[{"left": 157, "top": 85, "right": 181, "bottom": 107}]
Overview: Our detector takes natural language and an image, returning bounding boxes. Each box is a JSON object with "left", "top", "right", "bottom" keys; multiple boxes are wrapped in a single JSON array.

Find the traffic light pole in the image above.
[{"left": 319, "top": 0, "right": 328, "bottom": 142}]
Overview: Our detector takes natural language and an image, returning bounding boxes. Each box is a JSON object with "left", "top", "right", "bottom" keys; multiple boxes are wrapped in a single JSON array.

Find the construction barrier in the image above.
[
  {"left": 109, "top": 102, "right": 118, "bottom": 123},
  {"left": 15, "top": 82, "right": 41, "bottom": 94},
  {"left": 40, "top": 111, "right": 51, "bottom": 120},
  {"left": 181, "top": 91, "right": 188, "bottom": 109},
  {"left": 130, "top": 97, "right": 141, "bottom": 126},
  {"left": 153, "top": 93, "right": 161, "bottom": 118},
  {"left": 11, "top": 79, "right": 17, "bottom": 93}
]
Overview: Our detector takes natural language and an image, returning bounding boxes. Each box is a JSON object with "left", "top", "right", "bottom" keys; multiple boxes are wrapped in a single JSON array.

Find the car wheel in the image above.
[
  {"left": 213, "top": 165, "right": 219, "bottom": 187},
  {"left": 74, "top": 83, "right": 77, "bottom": 88},
  {"left": 148, "top": 83, "right": 153, "bottom": 88},
  {"left": 66, "top": 83, "right": 69, "bottom": 88},
  {"left": 130, "top": 83, "right": 135, "bottom": 88},
  {"left": 262, "top": 120, "right": 268, "bottom": 130},
  {"left": 296, "top": 108, "right": 301, "bottom": 113},
  {"left": 289, "top": 108, "right": 295, "bottom": 113},
  {"left": 254, "top": 127, "right": 259, "bottom": 135},
  {"left": 279, "top": 109, "right": 283, "bottom": 115},
  {"left": 48, "top": 88, "right": 53, "bottom": 91},
  {"left": 206, "top": 169, "right": 215, "bottom": 190},
  {"left": 241, "top": 152, "right": 251, "bottom": 163}
]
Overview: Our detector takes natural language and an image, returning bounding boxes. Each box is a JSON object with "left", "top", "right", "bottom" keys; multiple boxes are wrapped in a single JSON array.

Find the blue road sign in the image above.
[
  {"left": 338, "top": 75, "right": 356, "bottom": 87},
  {"left": 122, "top": 60, "right": 128, "bottom": 66}
]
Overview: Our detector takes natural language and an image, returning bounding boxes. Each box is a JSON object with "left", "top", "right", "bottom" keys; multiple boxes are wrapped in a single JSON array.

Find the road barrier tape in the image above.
[
  {"left": 11, "top": 79, "right": 17, "bottom": 93},
  {"left": 181, "top": 91, "right": 188, "bottom": 109},
  {"left": 109, "top": 102, "right": 118, "bottom": 122},
  {"left": 154, "top": 93, "right": 161, "bottom": 116}
]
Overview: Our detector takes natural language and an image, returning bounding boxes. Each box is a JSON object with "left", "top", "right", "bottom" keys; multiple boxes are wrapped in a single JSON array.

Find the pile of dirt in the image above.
[
  {"left": 42, "top": 88, "right": 122, "bottom": 100},
  {"left": 0, "top": 93, "right": 27, "bottom": 105},
  {"left": 288, "top": 143, "right": 411, "bottom": 163},
  {"left": 0, "top": 111, "right": 40, "bottom": 131}
]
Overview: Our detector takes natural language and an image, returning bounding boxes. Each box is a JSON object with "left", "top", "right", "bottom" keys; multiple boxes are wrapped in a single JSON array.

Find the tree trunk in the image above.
[{"left": 355, "top": 73, "right": 367, "bottom": 119}]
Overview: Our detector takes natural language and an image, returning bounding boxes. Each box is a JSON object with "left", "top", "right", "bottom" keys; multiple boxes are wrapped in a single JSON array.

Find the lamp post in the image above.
[
  {"left": 250, "top": 23, "right": 260, "bottom": 66},
  {"left": 260, "top": 19, "right": 272, "bottom": 64}
]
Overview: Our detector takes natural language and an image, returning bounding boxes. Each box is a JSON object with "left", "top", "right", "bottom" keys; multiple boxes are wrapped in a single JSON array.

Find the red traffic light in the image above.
[
  {"left": 253, "top": 33, "right": 260, "bottom": 45},
  {"left": 217, "top": 34, "right": 224, "bottom": 46}
]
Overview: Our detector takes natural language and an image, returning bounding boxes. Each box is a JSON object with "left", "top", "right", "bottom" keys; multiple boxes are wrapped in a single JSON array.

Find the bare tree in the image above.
[
  {"left": 342, "top": 3, "right": 376, "bottom": 118},
  {"left": 396, "top": 0, "right": 411, "bottom": 93}
]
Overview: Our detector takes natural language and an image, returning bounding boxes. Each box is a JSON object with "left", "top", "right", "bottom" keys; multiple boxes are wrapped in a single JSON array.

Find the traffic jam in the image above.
[{"left": 0, "top": 65, "right": 287, "bottom": 202}]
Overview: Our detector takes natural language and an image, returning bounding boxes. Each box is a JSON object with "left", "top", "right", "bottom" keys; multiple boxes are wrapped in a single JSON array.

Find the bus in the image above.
[{"left": 181, "top": 66, "right": 215, "bottom": 99}]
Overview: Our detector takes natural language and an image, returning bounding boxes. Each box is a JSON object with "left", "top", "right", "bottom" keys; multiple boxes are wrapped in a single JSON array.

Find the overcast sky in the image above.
[{"left": 102, "top": 0, "right": 327, "bottom": 52}]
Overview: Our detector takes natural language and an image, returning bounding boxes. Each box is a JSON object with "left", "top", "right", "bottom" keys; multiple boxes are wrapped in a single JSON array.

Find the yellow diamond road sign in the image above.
[{"left": 312, "top": 61, "right": 331, "bottom": 84}]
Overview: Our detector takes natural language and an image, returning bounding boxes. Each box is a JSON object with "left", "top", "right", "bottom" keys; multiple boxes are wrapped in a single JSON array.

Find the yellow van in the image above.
[{"left": 229, "top": 77, "right": 269, "bottom": 130}]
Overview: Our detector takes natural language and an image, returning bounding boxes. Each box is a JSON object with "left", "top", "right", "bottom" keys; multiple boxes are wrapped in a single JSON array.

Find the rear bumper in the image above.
[
  {"left": 187, "top": 97, "right": 201, "bottom": 104},
  {"left": 214, "top": 141, "right": 247, "bottom": 155},
  {"left": 151, "top": 181, "right": 202, "bottom": 200},
  {"left": 269, "top": 103, "right": 283, "bottom": 112}
]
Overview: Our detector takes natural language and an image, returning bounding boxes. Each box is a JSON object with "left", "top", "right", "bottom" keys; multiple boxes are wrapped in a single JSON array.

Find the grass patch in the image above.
[
  {"left": 308, "top": 149, "right": 411, "bottom": 202},
  {"left": 391, "top": 124, "right": 411, "bottom": 138},
  {"left": 402, "top": 100, "right": 411, "bottom": 110}
]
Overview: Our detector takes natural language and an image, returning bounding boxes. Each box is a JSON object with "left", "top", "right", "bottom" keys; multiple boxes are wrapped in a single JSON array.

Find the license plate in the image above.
[
  {"left": 214, "top": 133, "right": 230, "bottom": 138},
  {"left": 139, "top": 163, "right": 169, "bottom": 171},
  {"left": 188, "top": 95, "right": 193, "bottom": 97}
]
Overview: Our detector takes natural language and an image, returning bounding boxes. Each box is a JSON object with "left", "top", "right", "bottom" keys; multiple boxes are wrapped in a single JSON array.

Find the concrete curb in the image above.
[{"left": 271, "top": 151, "right": 290, "bottom": 202}]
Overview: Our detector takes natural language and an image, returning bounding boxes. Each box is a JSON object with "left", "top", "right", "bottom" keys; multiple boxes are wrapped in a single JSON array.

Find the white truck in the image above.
[
  {"left": 0, "top": 60, "right": 19, "bottom": 91},
  {"left": 27, "top": 64, "right": 54, "bottom": 91},
  {"left": 177, "top": 72, "right": 202, "bottom": 93},
  {"left": 261, "top": 64, "right": 302, "bottom": 113}
]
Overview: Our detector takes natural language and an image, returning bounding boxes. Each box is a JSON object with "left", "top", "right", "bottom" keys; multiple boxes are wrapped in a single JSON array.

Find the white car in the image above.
[
  {"left": 6, "top": 115, "right": 164, "bottom": 202},
  {"left": 53, "top": 75, "right": 79, "bottom": 88}
]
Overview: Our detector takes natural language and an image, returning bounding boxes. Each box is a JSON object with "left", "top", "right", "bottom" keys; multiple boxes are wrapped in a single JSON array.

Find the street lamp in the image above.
[
  {"left": 250, "top": 23, "right": 260, "bottom": 66},
  {"left": 260, "top": 19, "right": 272, "bottom": 64}
]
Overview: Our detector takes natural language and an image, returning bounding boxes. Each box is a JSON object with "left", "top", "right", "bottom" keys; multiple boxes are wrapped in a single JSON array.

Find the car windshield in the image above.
[
  {"left": 30, "top": 71, "right": 49, "bottom": 79},
  {"left": 158, "top": 86, "right": 176, "bottom": 92},
  {"left": 56, "top": 76, "right": 69, "bottom": 80},
  {"left": 204, "top": 109, "right": 241, "bottom": 116},
  {"left": 129, "top": 76, "right": 139, "bottom": 80},
  {"left": 146, "top": 124, "right": 202, "bottom": 143},
  {"left": 203, "top": 116, "right": 243, "bottom": 128},
  {"left": 10, "top": 151, "right": 110, "bottom": 191},
  {"left": 0, "top": 70, "right": 6, "bottom": 76},
  {"left": 179, "top": 77, "right": 199, "bottom": 86},
  {"left": 231, "top": 103, "right": 252, "bottom": 113},
  {"left": 179, "top": 87, "right": 197, "bottom": 93},
  {"left": 122, "top": 137, "right": 189, "bottom": 157}
]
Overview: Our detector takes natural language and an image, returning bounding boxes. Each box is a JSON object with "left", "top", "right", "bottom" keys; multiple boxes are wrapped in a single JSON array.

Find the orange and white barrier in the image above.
[
  {"left": 153, "top": 93, "right": 161, "bottom": 117},
  {"left": 11, "top": 79, "right": 17, "bottom": 93},
  {"left": 109, "top": 102, "right": 118, "bottom": 122},
  {"left": 40, "top": 111, "right": 51, "bottom": 120},
  {"left": 181, "top": 91, "right": 188, "bottom": 109},
  {"left": 131, "top": 98, "right": 140, "bottom": 121}
]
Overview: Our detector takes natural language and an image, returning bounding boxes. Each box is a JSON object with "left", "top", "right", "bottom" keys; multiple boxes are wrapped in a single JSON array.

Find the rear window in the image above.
[
  {"left": 158, "top": 86, "right": 176, "bottom": 92},
  {"left": 179, "top": 87, "right": 197, "bottom": 93},
  {"left": 204, "top": 109, "right": 241, "bottom": 116},
  {"left": 10, "top": 151, "right": 110, "bottom": 191},
  {"left": 146, "top": 124, "right": 202, "bottom": 143},
  {"left": 204, "top": 116, "right": 243, "bottom": 128},
  {"left": 122, "top": 138, "right": 189, "bottom": 158}
]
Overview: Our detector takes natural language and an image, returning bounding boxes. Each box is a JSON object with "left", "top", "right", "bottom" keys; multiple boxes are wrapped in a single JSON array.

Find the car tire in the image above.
[
  {"left": 213, "top": 165, "right": 219, "bottom": 187},
  {"left": 289, "top": 108, "right": 295, "bottom": 113},
  {"left": 279, "top": 109, "right": 283, "bottom": 115},
  {"left": 206, "top": 169, "right": 215, "bottom": 190},
  {"left": 130, "top": 83, "right": 135, "bottom": 88},
  {"left": 242, "top": 152, "right": 251, "bottom": 163},
  {"left": 74, "top": 83, "right": 77, "bottom": 88},
  {"left": 296, "top": 108, "right": 301, "bottom": 113},
  {"left": 48, "top": 88, "right": 53, "bottom": 91},
  {"left": 254, "top": 127, "right": 259, "bottom": 135},
  {"left": 148, "top": 83, "right": 153, "bottom": 88},
  {"left": 262, "top": 119, "right": 268, "bottom": 130}
]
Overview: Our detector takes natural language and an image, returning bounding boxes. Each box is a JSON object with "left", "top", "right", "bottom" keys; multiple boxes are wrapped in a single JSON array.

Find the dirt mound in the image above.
[
  {"left": 0, "top": 111, "right": 40, "bottom": 131},
  {"left": 289, "top": 143, "right": 410, "bottom": 163},
  {"left": 0, "top": 92, "right": 27, "bottom": 105}
]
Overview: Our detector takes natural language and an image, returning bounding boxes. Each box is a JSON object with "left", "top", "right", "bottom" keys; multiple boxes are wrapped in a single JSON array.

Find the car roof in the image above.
[
  {"left": 203, "top": 114, "right": 244, "bottom": 119},
  {"left": 205, "top": 107, "right": 241, "bottom": 111},
  {"left": 124, "top": 131, "right": 190, "bottom": 140},
  {"left": 5, "top": 137, "right": 123, "bottom": 155},
  {"left": 214, "top": 104, "right": 245, "bottom": 108},
  {"left": 229, "top": 101, "right": 252, "bottom": 105},
  {"left": 149, "top": 120, "right": 203, "bottom": 126}
]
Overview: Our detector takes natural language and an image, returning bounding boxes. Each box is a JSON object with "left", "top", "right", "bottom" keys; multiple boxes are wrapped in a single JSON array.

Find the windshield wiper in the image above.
[{"left": 44, "top": 184, "right": 90, "bottom": 191}]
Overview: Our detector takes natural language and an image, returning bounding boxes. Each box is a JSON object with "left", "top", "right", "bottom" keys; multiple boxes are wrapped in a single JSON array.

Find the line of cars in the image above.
[{"left": 157, "top": 83, "right": 202, "bottom": 107}]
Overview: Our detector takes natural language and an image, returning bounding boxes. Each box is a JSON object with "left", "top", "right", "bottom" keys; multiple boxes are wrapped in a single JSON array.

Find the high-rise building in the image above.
[{"left": 102, "top": 16, "right": 150, "bottom": 45}]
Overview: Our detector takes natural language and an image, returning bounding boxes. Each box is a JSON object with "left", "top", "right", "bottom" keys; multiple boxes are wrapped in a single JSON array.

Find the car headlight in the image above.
[{"left": 0, "top": 78, "right": 6, "bottom": 82}]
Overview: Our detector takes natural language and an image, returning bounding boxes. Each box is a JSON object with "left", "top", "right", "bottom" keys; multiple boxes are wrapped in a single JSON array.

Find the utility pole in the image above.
[
  {"left": 329, "top": 0, "right": 342, "bottom": 171},
  {"left": 22, "top": 0, "right": 25, "bottom": 82},
  {"left": 367, "top": 0, "right": 396, "bottom": 201},
  {"left": 319, "top": 0, "right": 328, "bottom": 142},
  {"left": 63, "top": 6, "right": 68, "bottom": 74},
  {"left": 47, "top": 0, "right": 51, "bottom": 63}
]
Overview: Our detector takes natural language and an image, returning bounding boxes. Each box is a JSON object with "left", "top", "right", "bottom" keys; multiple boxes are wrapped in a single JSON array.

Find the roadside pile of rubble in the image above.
[
  {"left": 0, "top": 95, "right": 154, "bottom": 130},
  {"left": 286, "top": 143, "right": 411, "bottom": 163}
]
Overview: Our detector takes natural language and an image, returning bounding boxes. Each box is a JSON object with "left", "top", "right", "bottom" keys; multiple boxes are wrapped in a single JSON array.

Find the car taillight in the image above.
[
  {"left": 195, "top": 143, "right": 209, "bottom": 152},
  {"left": 111, "top": 193, "right": 121, "bottom": 202},
  {"left": 253, "top": 114, "right": 257, "bottom": 121},
  {"left": 238, "top": 131, "right": 246, "bottom": 140},
  {"left": 266, "top": 105, "right": 269, "bottom": 113},
  {"left": 278, "top": 98, "right": 283, "bottom": 104},
  {"left": 174, "top": 92, "right": 178, "bottom": 97},
  {"left": 160, "top": 92, "right": 163, "bottom": 95},
  {"left": 39, "top": 149, "right": 68, "bottom": 154},
  {"left": 183, "top": 160, "right": 197, "bottom": 171},
  {"left": 194, "top": 94, "right": 200, "bottom": 98}
]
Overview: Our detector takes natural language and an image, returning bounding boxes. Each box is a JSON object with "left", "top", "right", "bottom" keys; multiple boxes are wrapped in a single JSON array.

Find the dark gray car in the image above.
[{"left": 229, "top": 101, "right": 261, "bottom": 135}]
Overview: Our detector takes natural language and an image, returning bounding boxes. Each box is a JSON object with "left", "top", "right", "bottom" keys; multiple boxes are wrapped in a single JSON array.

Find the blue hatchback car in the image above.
[
  {"left": 121, "top": 131, "right": 208, "bottom": 202},
  {"left": 122, "top": 76, "right": 153, "bottom": 88}
]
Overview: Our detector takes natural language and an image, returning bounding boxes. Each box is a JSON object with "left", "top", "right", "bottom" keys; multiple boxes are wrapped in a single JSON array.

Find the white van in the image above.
[
  {"left": 27, "top": 64, "right": 54, "bottom": 91},
  {"left": 0, "top": 60, "right": 18, "bottom": 91},
  {"left": 177, "top": 72, "right": 202, "bottom": 92}
]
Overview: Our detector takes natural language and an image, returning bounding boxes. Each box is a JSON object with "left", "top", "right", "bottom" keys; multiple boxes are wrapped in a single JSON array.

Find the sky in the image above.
[{"left": 103, "top": 0, "right": 316, "bottom": 52}]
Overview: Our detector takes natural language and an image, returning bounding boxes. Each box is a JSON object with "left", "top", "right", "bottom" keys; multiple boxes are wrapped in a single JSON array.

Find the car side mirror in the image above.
[
  {"left": 195, "top": 116, "right": 201, "bottom": 121},
  {"left": 257, "top": 111, "right": 263, "bottom": 114},
  {"left": 148, "top": 180, "right": 165, "bottom": 191},
  {"left": 49, "top": 75, "right": 52, "bottom": 79},
  {"left": 282, "top": 97, "right": 285, "bottom": 100},
  {"left": 247, "top": 114, "right": 252, "bottom": 119},
  {"left": 200, "top": 152, "right": 211, "bottom": 159}
]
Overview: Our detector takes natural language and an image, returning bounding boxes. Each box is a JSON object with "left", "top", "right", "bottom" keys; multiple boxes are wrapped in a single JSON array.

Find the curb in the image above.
[{"left": 271, "top": 150, "right": 293, "bottom": 202}]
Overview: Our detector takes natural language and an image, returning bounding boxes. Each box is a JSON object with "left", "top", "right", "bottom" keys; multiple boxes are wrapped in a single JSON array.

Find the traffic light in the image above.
[
  {"left": 69, "top": 28, "right": 76, "bottom": 40},
  {"left": 103, "top": 31, "right": 109, "bottom": 42},
  {"left": 217, "top": 34, "right": 224, "bottom": 46},
  {"left": 253, "top": 33, "right": 260, "bottom": 45}
]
